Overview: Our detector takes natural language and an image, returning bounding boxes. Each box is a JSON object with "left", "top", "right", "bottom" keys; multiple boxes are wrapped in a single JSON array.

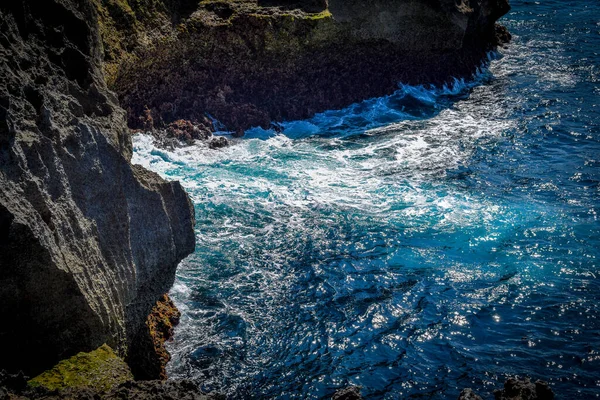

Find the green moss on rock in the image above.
[{"left": 28, "top": 344, "right": 133, "bottom": 393}]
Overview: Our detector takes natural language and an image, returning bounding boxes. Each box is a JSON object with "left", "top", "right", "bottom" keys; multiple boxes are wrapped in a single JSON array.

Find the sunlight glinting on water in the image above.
[{"left": 132, "top": 2, "right": 600, "bottom": 397}]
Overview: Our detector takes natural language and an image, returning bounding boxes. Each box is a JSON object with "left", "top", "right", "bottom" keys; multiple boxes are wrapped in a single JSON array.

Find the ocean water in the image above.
[{"left": 132, "top": 1, "right": 600, "bottom": 398}]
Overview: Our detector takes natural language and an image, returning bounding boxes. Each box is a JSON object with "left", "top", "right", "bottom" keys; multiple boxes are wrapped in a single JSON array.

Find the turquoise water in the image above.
[{"left": 132, "top": 1, "right": 600, "bottom": 398}]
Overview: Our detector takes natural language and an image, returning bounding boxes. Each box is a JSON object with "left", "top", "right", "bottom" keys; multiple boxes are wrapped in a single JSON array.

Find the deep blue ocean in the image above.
[{"left": 132, "top": 1, "right": 600, "bottom": 398}]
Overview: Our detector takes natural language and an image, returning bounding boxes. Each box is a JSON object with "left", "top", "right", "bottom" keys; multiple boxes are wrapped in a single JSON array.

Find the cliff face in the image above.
[
  {"left": 0, "top": 0, "right": 508, "bottom": 381},
  {"left": 106, "top": 0, "right": 510, "bottom": 133},
  {"left": 0, "top": 0, "right": 195, "bottom": 378},
  {"left": 328, "top": 0, "right": 511, "bottom": 50}
]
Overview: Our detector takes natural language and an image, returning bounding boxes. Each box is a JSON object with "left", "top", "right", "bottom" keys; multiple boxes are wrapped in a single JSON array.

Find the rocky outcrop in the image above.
[
  {"left": 28, "top": 345, "right": 133, "bottom": 393},
  {"left": 105, "top": 0, "right": 510, "bottom": 133},
  {"left": 494, "top": 378, "right": 554, "bottom": 400},
  {"left": 128, "top": 294, "right": 181, "bottom": 380},
  {"left": 328, "top": 0, "right": 510, "bottom": 50},
  {"left": 332, "top": 386, "right": 363, "bottom": 400},
  {"left": 459, "top": 388, "right": 484, "bottom": 400},
  {"left": 459, "top": 378, "right": 555, "bottom": 400},
  {"left": 0, "top": 0, "right": 195, "bottom": 379},
  {"left": 2, "top": 361, "right": 219, "bottom": 399}
]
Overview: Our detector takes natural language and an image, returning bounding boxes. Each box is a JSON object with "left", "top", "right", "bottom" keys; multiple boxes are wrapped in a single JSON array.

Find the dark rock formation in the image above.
[
  {"left": 209, "top": 136, "right": 229, "bottom": 150},
  {"left": 328, "top": 0, "right": 510, "bottom": 49},
  {"left": 1, "top": 345, "right": 221, "bottom": 399},
  {"left": 3, "top": 377, "right": 220, "bottom": 400},
  {"left": 128, "top": 294, "right": 181, "bottom": 380},
  {"left": 458, "top": 388, "right": 484, "bottom": 400},
  {"left": 102, "top": 380, "right": 221, "bottom": 400},
  {"left": 459, "top": 378, "right": 555, "bottom": 400},
  {"left": 28, "top": 345, "right": 133, "bottom": 393},
  {"left": 258, "top": 0, "right": 328, "bottom": 13},
  {"left": 332, "top": 386, "right": 363, "bottom": 400},
  {"left": 494, "top": 378, "right": 555, "bottom": 400},
  {"left": 147, "top": 119, "right": 229, "bottom": 150},
  {"left": 0, "top": 0, "right": 195, "bottom": 379},
  {"left": 107, "top": 0, "right": 510, "bottom": 133}
]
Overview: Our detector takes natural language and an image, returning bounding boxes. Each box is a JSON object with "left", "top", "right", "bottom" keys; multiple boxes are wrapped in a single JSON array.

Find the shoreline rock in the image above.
[
  {"left": 127, "top": 294, "right": 181, "bottom": 380},
  {"left": 0, "top": 0, "right": 195, "bottom": 379},
  {"left": 147, "top": 119, "right": 230, "bottom": 150},
  {"left": 1, "top": 0, "right": 514, "bottom": 395},
  {"left": 1, "top": 350, "right": 221, "bottom": 399},
  {"left": 459, "top": 378, "right": 555, "bottom": 400},
  {"left": 104, "top": 0, "right": 511, "bottom": 134}
]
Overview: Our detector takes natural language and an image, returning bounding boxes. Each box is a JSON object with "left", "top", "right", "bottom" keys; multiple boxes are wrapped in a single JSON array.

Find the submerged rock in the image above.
[{"left": 0, "top": 0, "right": 195, "bottom": 379}]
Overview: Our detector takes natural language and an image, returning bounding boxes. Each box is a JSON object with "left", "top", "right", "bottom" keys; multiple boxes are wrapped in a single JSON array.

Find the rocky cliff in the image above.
[
  {"left": 104, "top": 0, "right": 510, "bottom": 133},
  {"left": 0, "top": 0, "right": 509, "bottom": 384},
  {"left": 0, "top": 0, "right": 195, "bottom": 379}
]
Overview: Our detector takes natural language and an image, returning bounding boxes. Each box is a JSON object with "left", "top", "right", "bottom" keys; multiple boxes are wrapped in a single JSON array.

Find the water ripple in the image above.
[{"left": 132, "top": 1, "right": 600, "bottom": 398}]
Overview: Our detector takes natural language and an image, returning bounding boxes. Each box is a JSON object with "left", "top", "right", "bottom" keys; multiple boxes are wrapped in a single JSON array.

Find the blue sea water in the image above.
[{"left": 132, "top": 1, "right": 600, "bottom": 398}]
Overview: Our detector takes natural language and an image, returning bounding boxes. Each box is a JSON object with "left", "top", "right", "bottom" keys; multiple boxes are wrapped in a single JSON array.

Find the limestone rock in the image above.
[{"left": 0, "top": 0, "right": 195, "bottom": 378}]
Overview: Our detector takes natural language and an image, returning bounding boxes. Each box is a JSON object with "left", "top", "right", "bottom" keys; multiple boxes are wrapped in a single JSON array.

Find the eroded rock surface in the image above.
[
  {"left": 494, "top": 378, "right": 555, "bottom": 400},
  {"left": 28, "top": 345, "right": 133, "bottom": 393},
  {"left": 0, "top": 0, "right": 195, "bottom": 378},
  {"left": 332, "top": 386, "right": 363, "bottom": 400},
  {"left": 328, "top": 0, "right": 510, "bottom": 50},
  {"left": 458, "top": 378, "right": 555, "bottom": 400},
  {"left": 106, "top": 0, "right": 510, "bottom": 133},
  {"left": 458, "top": 388, "right": 484, "bottom": 400}
]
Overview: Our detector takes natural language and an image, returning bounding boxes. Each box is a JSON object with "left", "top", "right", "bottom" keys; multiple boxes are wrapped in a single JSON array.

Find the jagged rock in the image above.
[
  {"left": 495, "top": 24, "right": 513, "bottom": 45},
  {"left": 1, "top": 346, "right": 221, "bottom": 399},
  {"left": 328, "top": 0, "right": 510, "bottom": 49},
  {"left": 2, "top": 379, "right": 221, "bottom": 399},
  {"left": 209, "top": 136, "right": 229, "bottom": 149},
  {"left": 0, "top": 371, "right": 28, "bottom": 393},
  {"left": 494, "top": 378, "right": 555, "bottom": 400},
  {"left": 165, "top": 119, "right": 213, "bottom": 143},
  {"left": 332, "top": 386, "right": 363, "bottom": 400},
  {"left": 0, "top": 0, "right": 195, "bottom": 379},
  {"left": 258, "top": 0, "right": 328, "bottom": 13},
  {"left": 102, "top": 380, "right": 222, "bottom": 400},
  {"left": 128, "top": 294, "right": 181, "bottom": 380},
  {"left": 458, "top": 388, "right": 484, "bottom": 400},
  {"left": 110, "top": 0, "right": 511, "bottom": 133}
]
